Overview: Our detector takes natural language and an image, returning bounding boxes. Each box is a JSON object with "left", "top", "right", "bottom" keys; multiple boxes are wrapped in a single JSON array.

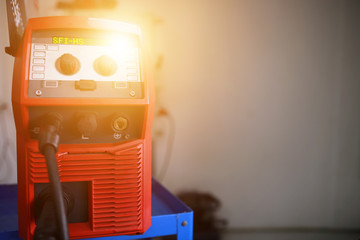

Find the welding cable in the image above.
[
  {"left": 36, "top": 113, "right": 69, "bottom": 240},
  {"left": 42, "top": 145, "right": 69, "bottom": 240}
]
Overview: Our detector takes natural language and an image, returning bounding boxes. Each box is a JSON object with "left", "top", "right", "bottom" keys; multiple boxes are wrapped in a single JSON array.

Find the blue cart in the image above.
[{"left": 0, "top": 179, "right": 193, "bottom": 240}]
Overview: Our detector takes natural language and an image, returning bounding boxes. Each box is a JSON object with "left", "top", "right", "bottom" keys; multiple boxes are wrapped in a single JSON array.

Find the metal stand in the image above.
[{"left": 0, "top": 179, "right": 193, "bottom": 240}]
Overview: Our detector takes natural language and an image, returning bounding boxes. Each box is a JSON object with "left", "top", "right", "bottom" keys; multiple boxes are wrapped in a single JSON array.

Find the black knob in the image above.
[
  {"left": 93, "top": 55, "right": 117, "bottom": 76},
  {"left": 77, "top": 113, "right": 97, "bottom": 138},
  {"left": 57, "top": 53, "right": 80, "bottom": 75}
]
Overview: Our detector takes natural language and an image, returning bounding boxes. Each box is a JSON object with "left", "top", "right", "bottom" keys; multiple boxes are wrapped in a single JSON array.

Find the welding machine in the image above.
[{"left": 12, "top": 16, "right": 154, "bottom": 239}]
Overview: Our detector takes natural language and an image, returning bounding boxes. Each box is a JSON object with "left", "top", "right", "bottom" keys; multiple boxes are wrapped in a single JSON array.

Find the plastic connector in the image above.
[{"left": 38, "top": 113, "right": 62, "bottom": 153}]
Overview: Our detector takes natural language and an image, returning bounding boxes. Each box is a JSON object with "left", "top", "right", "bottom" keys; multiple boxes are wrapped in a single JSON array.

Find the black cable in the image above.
[
  {"left": 35, "top": 113, "right": 69, "bottom": 240},
  {"left": 43, "top": 145, "right": 69, "bottom": 240},
  {"left": 34, "top": 198, "right": 58, "bottom": 240}
]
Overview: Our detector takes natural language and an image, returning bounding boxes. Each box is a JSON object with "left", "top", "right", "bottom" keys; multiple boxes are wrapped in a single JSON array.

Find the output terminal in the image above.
[
  {"left": 75, "top": 112, "right": 98, "bottom": 139},
  {"left": 111, "top": 115, "right": 128, "bottom": 132}
]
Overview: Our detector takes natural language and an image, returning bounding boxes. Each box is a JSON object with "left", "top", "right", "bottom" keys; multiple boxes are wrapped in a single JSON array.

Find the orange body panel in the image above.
[{"left": 12, "top": 17, "right": 154, "bottom": 240}]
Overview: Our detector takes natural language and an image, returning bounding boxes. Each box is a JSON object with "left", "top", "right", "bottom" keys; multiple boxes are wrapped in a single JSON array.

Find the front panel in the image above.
[{"left": 12, "top": 17, "right": 153, "bottom": 240}]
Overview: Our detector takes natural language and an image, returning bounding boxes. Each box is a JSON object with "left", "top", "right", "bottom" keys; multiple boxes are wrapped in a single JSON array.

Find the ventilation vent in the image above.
[{"left": 28, "top": 143, "right": 143, "bottom": 233}]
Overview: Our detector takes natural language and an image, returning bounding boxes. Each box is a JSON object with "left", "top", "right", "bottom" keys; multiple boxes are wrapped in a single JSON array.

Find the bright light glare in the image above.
[{"left": 103, "top": 34, "right": 138, "bottom": 57}]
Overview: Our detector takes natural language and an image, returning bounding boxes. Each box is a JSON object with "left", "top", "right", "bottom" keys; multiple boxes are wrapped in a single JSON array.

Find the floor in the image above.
[{"left": 222, "top": 231, "right": 360, "bottom": 240}]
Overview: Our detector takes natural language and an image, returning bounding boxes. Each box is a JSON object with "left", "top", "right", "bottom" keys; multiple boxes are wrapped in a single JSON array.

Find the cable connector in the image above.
[{"left": 38, "top": 113, "right": 62, "bottom": 153}]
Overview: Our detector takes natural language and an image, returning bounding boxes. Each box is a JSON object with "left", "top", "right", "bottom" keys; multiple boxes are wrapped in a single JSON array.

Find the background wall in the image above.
[
  {"left": 1, "top": 0, "right": 359, "bottom": 231},
  {"left": 0, "top": 1, "right": 17, "bottom": 184}
]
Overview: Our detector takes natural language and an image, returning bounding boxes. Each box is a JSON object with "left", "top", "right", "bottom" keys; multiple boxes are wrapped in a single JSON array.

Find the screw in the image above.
[
  {"left": 129, "top": 90, "right": 136, "bottom": 97},
  {"left": 125, "top": 134, "right": 130, "bottom": 139},
  {"left": 35, "top": 90, "right": 42, "bottom": 96},
  {"left": 181, "top": 221, "right": 188, "bottom": 227}
]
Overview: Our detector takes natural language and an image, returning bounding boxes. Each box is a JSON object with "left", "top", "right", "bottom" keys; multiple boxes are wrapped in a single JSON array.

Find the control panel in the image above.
[
  {"left": 26, "top": 29, "right": 147, "bottom": 143},
  {"left": 28, "top": 30, "right": 143, "bottom": 98}
]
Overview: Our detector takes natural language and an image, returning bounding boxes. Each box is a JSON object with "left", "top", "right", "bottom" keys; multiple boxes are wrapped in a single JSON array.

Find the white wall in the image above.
[
  {"left": 0, "top": 0, "right": 359, "bottom": 229},
  {"left": 130, "top": 0, "right": 360, "bottom": 229},
  {"left": 0, "top": 1, "right": 17, "bottom": 184}
]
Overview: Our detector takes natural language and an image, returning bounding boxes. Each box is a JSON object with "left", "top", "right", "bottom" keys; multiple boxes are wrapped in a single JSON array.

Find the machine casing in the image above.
[{"left": 12, "top": 17, "right": 154, "bottom": 239}]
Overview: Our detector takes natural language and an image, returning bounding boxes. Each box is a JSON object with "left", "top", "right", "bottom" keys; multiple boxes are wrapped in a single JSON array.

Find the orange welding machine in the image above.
[{"left": 12, "top": 16, "right": 154, "bottom": 239}]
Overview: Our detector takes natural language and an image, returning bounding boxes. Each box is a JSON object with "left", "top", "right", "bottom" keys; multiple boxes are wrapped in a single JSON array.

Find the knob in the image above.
[
  {"left": 77, "top": 113, "right": 97, "bottom": 139},
  {"left": 56, "top": 53, "right": 80, "bottom": 75},
  {"left": 93, "top": 55, "right": 117, "bottom": 76}
]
